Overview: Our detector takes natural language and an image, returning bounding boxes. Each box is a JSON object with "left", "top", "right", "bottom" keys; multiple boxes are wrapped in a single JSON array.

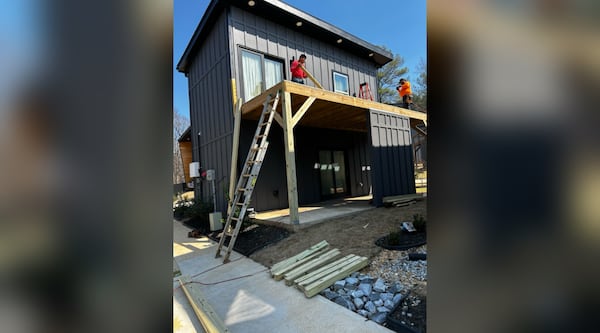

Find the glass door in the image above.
[{"left": 319, "top": 150, "right": 347, "bottom": 198}]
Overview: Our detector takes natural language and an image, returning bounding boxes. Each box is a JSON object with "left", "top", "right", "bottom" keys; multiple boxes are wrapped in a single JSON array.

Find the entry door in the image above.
[{"left": 319, "top": 150, "right": 347, "bottom": 198}]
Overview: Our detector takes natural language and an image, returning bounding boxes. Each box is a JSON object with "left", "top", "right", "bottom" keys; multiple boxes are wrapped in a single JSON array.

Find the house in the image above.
[{"left": 177, "top": 0, "right": 427, "bottom": 224}]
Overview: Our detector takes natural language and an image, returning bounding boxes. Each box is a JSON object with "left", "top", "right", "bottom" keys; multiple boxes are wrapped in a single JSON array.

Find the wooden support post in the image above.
[
  {"left": 228, "top": 98, "right": 242, "bottom": 215},
  {"left": 281, "top": 91, "right": 300, "bottom": 225},
  {"left": 299, "top": 64, "right": 323, "bottom": 89}
]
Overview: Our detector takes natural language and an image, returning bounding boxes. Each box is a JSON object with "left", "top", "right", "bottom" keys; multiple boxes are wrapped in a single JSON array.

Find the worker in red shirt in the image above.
[
  {"left": 396, "top": 78, "right": 414, "bottom": 109},
  {"left": 290, "top": 54, "right": 307, "bottom": 84}
]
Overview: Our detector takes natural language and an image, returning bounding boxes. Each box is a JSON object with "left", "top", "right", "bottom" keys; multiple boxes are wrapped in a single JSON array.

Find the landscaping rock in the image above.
[
  {"left": 353, "top": 297, "right": 364, "bottom": 310},
  {"left": 370, "top": 312, "right": 387, "bottom": 324},
  {"left": 380, "top": 292, "right": 394, "bottom": 302},
  {"left": 345, "top": 277, "right": 359, "bottom": 286},
  {"left": 350, "top": 272, "right": 359, "bottom": 278},
  {"left": 358, "top": 275, "right": 374, "bottom": 284},
  {"left": 364, "top": 301, "right": 376, "bottom": 313},
  {"left": 373, "top": 278, "right": 387, "bottom": 292},
  {"left": 333, "top": 280, "right": 346, "bottom": 290},
  {"left": 373, "top": 299, "right": 383, "bottom": 307},
  {"left": 384, "top": 299, "right": 394, "bottom": 309},
  {"left": 358, "top": 283, "right": 372, "bottom": 295},
  {"left": 323, "top": 290, "right": 338, "bottom": 300},
  {"left": 388, "top": 282, "right": 404, "bottom": 294},
  {"left": 351, "top": 290, "right": 364, "bottom": 299},
  {"left": 369, "top": 292, "right": 381, "bottom": 302},
  {"left": 357, "top": 309, "right": 369, "bottom": 317},
  {"left": 344, "top": 284, "right": 357, "bottom": 291},
  {"left": 377, "top": 306, "right": 391, "bottom": 313},
  {"left": 392, "top": 293, "right": 403, "bottom": 305},
  {"left": 334, "top": 297, "right": 353, "bottom": 310}
]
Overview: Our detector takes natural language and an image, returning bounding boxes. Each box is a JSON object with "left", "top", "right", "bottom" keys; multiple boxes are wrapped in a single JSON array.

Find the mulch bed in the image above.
[
  {"left": 387, "top": 293, "right": 427, "bottom": 333},
  {"left": 205, "top": 223, "right": 291, "bottom": 256},
  {"left": 375, "top": 231, "right": 427, "bottom": 251}
]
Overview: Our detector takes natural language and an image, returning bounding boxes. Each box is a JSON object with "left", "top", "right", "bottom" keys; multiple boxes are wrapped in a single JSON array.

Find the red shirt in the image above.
[{"left": 291, "top": 60, "right": 307, "bottom": 79}]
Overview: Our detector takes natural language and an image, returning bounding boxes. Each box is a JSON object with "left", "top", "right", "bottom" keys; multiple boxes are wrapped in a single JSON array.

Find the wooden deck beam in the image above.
[
  {"left": 281, "top": 91, "right": 300, "bottom": 225},
  {"left": 291, "top": 96, "right": 316, "bottom": 127}
]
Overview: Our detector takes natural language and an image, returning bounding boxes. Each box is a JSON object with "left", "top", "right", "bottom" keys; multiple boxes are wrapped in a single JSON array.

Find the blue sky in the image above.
[{"left": 174, "top": 0, "right": 427, "bottom": 119}]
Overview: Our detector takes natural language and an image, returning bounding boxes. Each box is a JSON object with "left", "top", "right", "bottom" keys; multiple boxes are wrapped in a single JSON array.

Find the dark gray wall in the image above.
[
  {"left": 368, "top": 109, "right": 415, "bottom": 206},
  {"left": 238, "top": 119, "right": 372, "bottom": 212},
  {"left": 228, "top": 6, "right": 379, "bottom": 102},
  {"left": 187, "top": 11, "right": 234, "bottom": 213}
]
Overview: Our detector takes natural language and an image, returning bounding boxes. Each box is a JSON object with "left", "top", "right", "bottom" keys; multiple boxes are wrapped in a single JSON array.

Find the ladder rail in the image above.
[{"left": 215, "top": 91, "right": 280, "bottom": 263}]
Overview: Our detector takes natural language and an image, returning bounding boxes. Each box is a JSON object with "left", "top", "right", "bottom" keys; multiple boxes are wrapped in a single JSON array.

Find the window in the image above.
[
  {"left": 332, "top": 71, "right": 349, "bottom": 95},
  {"left": 240, "top": 49, "right": 284, "bottom": 102}
]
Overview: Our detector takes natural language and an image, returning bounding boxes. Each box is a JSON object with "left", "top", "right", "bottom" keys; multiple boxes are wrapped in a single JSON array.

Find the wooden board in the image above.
[
  {"left": 272, "top": 248, "right": 328, "bottom": 280},
  {"left": 298, "top": 256, "right": 369, "bottom": 298},
  {"left": 178, "top": 276, "right": 229, "bottom": 333},
  {"left": 294, "top": 255, "right": 358, "bottom": 287},
  {"left": 283, "top": 249, "right": 341, "bottom": 285},
  {"left": 270, "top": 240, "right": 329, "bottom": 274},
  {"left": 382, "top": 193, "right": 425, "bottom": 204}
]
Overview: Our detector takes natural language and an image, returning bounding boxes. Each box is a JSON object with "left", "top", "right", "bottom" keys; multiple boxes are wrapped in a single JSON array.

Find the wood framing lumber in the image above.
[
  {"left": 178, "top": 276, "right": 229, "bottom": 333},
  {"left": 227, "top": 98, "right": 242, "bottom": 215},
  {"left": 294, "top": 254, "right": 359, "bottom": 287},
  {"left": 272, "top": 111, "right": 284, "bottom": 128},
  {"left": 272, "top": 248, "right": 328, "bottom": 280},
  {"left": 283, "top": 249, "right": 341, "bottom": 285},
  {"left": 270, "top": 240, "right": 329, "bottom": 274},
  {"left": 300, "top": 256, "right": 369, "bottom": 298},
  {"left": 382, "top": 194, "right": 424, "bottom": 204},
  {"left": 281, "top": 91, "right": 300, "bottom": 224},
  {"left": 291, "top": 96, "right": 316, "bottom": 127},
  {"left": 299, "top": 64, "right": 323, "bottom": 89}
]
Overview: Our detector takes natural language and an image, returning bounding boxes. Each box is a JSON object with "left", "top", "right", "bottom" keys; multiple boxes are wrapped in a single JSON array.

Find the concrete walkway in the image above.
[{"left": 173, "top": 220, "right": 392, "bottom": 333}]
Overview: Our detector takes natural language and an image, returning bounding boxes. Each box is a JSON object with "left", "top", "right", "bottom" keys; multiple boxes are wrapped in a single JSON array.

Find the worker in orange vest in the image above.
[{"left": 396, "top": 78, "right": 413, "bottom": 109}]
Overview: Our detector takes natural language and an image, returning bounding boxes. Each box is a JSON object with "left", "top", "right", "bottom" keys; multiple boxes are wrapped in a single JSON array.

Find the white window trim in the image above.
[{"left": 332, "top": 71, "right": 349, "bottom": 95}]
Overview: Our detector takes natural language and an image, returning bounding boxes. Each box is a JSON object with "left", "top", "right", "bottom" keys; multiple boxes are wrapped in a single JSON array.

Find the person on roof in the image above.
[
  {"left": 396, "top": 78, "right": 413, "bottom": 109},
  {"left": 290, "top": 54, "right": 308, "bottom": 84}
]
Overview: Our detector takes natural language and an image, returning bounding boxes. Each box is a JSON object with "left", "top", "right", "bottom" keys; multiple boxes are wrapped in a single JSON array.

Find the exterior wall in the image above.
[
  {"left": 187, "top": 11, "right": 233, "bottom": 213},
  {"left": 228, "top": 6, "right": 379, "bottom": 102},
  {"left": 368, "top": 109, "right": 416, "bottom": 206},
  {"left": 238, "top": 120, "right": 372, "bottom": 212}
]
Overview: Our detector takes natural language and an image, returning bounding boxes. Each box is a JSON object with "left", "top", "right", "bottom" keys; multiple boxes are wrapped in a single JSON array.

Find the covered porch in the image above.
[{"left": 231, "top": 80, "right": 427, "bottom": 225}]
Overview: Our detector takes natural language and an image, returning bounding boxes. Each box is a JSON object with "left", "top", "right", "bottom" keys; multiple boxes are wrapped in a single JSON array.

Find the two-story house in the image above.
[{"left": 177, "top": 0, "right": 427, "bottom": 224}]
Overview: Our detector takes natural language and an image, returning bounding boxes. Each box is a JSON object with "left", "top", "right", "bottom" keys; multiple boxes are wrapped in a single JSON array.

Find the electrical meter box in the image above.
[{"left": 206, "top": 169, "right": 215, "bottom": 181}]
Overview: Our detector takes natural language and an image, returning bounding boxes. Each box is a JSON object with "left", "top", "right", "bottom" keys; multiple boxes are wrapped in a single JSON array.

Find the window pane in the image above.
[
  {"left": 333, "top": 72, "right": 349, "bottom": 94},
  {"left": 264, "top": 58, "right": 282, "bottom": 89},
  {"left": 241, "top": 50, "right": 263, "bottom": 101}
]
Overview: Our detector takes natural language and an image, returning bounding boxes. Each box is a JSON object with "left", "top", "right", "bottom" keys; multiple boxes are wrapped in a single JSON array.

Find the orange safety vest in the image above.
[{"left": 397, "top": 81, "right": 412, "bottom": 97}]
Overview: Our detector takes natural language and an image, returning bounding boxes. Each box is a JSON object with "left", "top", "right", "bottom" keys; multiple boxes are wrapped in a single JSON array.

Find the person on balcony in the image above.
[
  {"left": 396, "top": 78, "right": 414, "bottom": 109},
  {"left": 290, "top": 54, "right": 308, "bottom": 84}
]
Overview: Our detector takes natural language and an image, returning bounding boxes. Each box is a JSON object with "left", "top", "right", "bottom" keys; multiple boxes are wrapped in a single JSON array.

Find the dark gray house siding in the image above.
[
  {"left": 228, "top": 6, "right": 379, "bottom": 101},
  {"left": 369, "top": 110, "right": 415, "bottom": 207},
  {"left": 187, "top": 11, "right": 234, "bottom": 211}
]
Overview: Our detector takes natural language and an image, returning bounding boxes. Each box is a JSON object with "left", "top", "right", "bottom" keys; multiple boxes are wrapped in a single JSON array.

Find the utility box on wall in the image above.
[
  {"left": 209, "top": 212, "right": 223, "bottom": 231},
  {"left": 189, "top": 162, "right": 200, "bottom": 178},
  {"left": 206, "top": 169, "right": 215, "bottom": 181}
]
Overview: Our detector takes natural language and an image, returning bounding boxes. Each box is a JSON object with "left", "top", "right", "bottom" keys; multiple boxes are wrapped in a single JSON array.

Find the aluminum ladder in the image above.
[{"left": 215, "top": 91, "right": 280, "bottom": 263}]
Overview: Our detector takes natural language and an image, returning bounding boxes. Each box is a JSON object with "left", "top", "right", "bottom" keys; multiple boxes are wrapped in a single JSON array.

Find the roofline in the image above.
[
  {"left": 177, "top": 0, "right": 394, "bottom": 74},
  {"left": 177, "top": 126, "right": 192, "bottom": 142}
]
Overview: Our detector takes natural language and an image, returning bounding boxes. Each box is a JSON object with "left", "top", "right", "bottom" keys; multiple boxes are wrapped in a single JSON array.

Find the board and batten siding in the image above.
[
  {"left": 368, "top": 109, "right": 415, "bottom": 207},
  {"left": 228, "top": 6, "right": 379, "bottom": 101},
  {"left": 187, "top": 11, "right": 234, "bottom": 213}
]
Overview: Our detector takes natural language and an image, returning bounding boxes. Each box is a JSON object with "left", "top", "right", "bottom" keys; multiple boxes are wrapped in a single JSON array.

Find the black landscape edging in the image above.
[
  {"left": 374, "top": 235, "right": 426, "bottom": 251},
  {"left": 385, "top": 293, "right": 420, "bottom": 333}
]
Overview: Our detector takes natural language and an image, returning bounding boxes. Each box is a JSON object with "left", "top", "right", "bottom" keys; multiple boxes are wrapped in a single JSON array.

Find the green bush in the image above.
[{"left": 412, "top": 214, "right": 426, "bottom": 233}]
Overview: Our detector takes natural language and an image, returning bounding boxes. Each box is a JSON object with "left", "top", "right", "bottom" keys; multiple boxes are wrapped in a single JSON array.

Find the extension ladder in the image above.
[
  {"left": 358, "top": 82, "right": 373, "bottom": 101},
  {"left": 215, "top": 91, "right": 280, "bottom": 263}
]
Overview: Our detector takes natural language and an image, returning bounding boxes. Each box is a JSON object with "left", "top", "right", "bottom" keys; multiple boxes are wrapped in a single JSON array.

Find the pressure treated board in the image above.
[
  {"left": 270, "top": 240, "right": 329, "bottom": 275},
  {"left": 299, "top": 256, "right": 369, "bottom": 298},
  {"left": 283, "top": 249, "right": 341, "bottom": 285},
  {"left": 178, "top": 276, "right": 229, "bottom": 333},
  {"left": 272, "top": 249, "right": 328, "bottom": 280},
  {"left": 294, "top": 255, "right": 359, "bottom": 287}
]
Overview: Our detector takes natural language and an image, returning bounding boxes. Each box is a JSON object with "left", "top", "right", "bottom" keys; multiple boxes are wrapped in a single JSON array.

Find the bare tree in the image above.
[
  {"left": 377, "top": 46, "right": 409, "bottom": 104},
  {"left": 412, "top": 58, "right": 427, "bottom": 111},
  {"left": 173, "top": 109, "right": 189, "bottom": 184}
]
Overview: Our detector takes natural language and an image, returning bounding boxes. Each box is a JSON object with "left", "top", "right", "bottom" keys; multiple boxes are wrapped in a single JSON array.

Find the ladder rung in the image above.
[
  {"left": 235, "top": 202, "right": 244, "bottom": 206},
  {"left": 259, "top": 121, "right": 270, "bottom": 127},
  {"left": 242, "top": 173, "right": 251, "bottom": 177},
  {"left": 230, "top": 217, "right": 239, "bottom": 221},
  {"left": 247, "top": 160, "right": 261, "bottom": 164},
  {"left": 238, "top": 188, "right": 247, "bottom": 192},
  {"left": 256, "top": 134, "right": 266, "bottom": 139}
]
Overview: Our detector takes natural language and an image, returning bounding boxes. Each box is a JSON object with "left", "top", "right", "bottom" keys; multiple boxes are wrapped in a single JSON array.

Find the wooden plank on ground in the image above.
[
  {"left": 283, "top": 249, "right": 341, "bottom": 285},
  {"left": 382, "top": 193, "right": 424, "bottom": 204},
  {"left": 294, "top": 255, "right": 358, "bottom": 287},
  {"left": 300, "top": 256, "right": 369, "bottom": 298},
  {"left": 178, "top": 276, "right": 229, "bottom": 333},
  {"left": 272, "top": 248, "right": 328, "bottom": 280},
  {"left": 270, "top": 240, "right": 329, "bottom": 274}
]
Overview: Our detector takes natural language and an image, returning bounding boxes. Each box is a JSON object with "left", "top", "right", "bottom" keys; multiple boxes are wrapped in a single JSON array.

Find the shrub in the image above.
[
  {"left": 173, "top": 197, "right": 194, "bottom": 220},
  {"left": 412, "top": 214, "right": 426, "bottom": 233}
]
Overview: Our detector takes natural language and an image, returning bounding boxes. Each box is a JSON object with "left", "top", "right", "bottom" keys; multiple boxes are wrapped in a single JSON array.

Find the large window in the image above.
[
  {"left": 332, "top": 71, "right": 349, "bottom": 95},
  {"left": 240, "top": 49, "right": 284, "bottom": 101}
]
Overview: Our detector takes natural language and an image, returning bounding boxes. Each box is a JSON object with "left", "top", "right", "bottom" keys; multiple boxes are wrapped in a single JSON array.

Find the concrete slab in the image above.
[
  {"left": 173, "top": 220, "right": 392, "bottom": 333},
  {"left": 252, "top": 195, "right": 374, "bottom": 229}
]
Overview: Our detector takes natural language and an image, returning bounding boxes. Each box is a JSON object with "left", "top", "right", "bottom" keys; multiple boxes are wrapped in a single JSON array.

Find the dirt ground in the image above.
[{"left": 250, "top": 200, "right": 426, "bottom": 268}]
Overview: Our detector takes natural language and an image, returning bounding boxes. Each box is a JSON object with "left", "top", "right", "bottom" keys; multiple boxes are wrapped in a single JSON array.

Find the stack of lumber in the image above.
[
  {"left": 178, "top": 275, "right": 229, "bottom": 333},
  {"left": 382, "top": 193, "right": 425, "bottom": 207},
  {"left": 269, "top": 240, "right": 368, "bottom": 298}
]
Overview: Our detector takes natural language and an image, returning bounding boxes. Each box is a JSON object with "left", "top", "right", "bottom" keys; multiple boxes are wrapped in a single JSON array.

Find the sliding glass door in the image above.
[
  {"left": 319, "top": 150, "right": 348, "bottom": 198},
  {"left": 240, "top": 49, "right": 284, "bottom": 102}
]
